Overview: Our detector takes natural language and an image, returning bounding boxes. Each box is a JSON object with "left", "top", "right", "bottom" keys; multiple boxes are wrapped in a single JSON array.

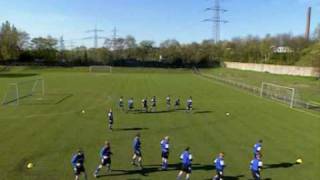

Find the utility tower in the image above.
[
  {"left": 203, "top": 0, "right": 228, "bottom": 44},
  {"left": 84, "top": 26, "right": 106, "bottom": 48},
  {"left": 59, "top": 36, "right": 65, "bottom": 51},
  {"left": 111, "top": 27, "right": 118, "bottom": 50}
]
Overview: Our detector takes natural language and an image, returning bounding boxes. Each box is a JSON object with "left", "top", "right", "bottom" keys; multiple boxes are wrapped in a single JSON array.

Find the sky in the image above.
[{"left": 0, "top": 0, "right": 319, "bottom": 47}]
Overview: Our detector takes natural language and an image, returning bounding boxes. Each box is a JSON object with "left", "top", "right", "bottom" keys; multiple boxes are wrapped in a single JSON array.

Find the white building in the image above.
[{"left": 271, "top": 46, "right": 294, "bottom": 54}]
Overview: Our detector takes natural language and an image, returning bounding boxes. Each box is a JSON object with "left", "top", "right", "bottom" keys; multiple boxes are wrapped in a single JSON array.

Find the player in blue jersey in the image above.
[
  {"left": 141, "top": 98, "right": 148, "bottom": 112},
  {"left": 175, "top": 98, "right": 180, "bottom": 110},
  {"left": 160, "top": 136, "right": 170, "bottom": 170},
  {"left": 186, "top": 96, "right": 193, "bottom": 112},
  {"left": 213, "top": 152, "right": 225, "bottom": 180},
  {"left": 128, "top": 97, "right": 134, "bottom": 111},
  {"left": 71, "top": 149, "right": 88, "bottom": 180},
  {"left": 250, "top": 154, "right": 263, "bottom": 180},
  {"left": 119, "top": 96, "right": 124, "bottom": 110},
  {"left": 94, "top": 141, "right": 113, "bottom": 178},
  {"left": 151, "top": 96, "right": 157, "bottom": 112},
  {"left": 166, "top": 95, "right": 171, "bottom": 110},
  {"left": 177, "top": 147, "right": 193, "bottom": 180},
  {"left": 107, "top": 109, "right": 114, "bottom": 131},
  {"left": 132, "top": 133, "right": 143, "bottom": 169},
  {"left": 253, "top": 140, "right": 263, "bottom": 158}
]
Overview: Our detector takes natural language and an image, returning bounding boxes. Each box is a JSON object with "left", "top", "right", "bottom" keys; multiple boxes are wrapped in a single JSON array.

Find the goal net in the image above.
[
  {"left": 2, "top": 78, "right": 45, "bottom": 105},
  {"left": 89, "top": 66, "right": 112, "bottom": 73},
  {"left": 260, "top": 82, "right": 295, "bottom": 108}
]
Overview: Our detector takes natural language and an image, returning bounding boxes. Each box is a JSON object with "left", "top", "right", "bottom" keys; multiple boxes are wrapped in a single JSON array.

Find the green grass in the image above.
[
  {"left": 0, "top": 67, "right": 319, "bottom": 180},
  {"left": 202, "top": 68, "right": 320, "bottom": 103}
]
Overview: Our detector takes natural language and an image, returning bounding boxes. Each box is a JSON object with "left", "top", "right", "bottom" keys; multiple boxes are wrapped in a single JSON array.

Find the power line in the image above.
[
  {"left": 203, "top": 0, "right": 228, "bottom": 44},
  {"left": 84, "top": 26, "right": 106, "bottom": 48}
]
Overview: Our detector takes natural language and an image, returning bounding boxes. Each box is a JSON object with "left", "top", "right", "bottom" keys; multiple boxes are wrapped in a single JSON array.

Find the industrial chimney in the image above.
[{"left": 305, "top": 7, "right": 312, "bottom": 40}]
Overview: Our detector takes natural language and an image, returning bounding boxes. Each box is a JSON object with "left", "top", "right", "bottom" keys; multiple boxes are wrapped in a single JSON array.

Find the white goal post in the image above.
[
  {"left": 2, "top": 78, "right": 45, "bottom": 105},
  {"left": 260, "top": 82, "right": 295, "bottom": 108},
  {"left": 89, "top": 66, "right": 112, "bottom": 73}
]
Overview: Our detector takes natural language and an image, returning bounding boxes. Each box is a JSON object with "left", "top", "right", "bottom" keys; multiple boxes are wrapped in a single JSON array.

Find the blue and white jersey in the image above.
[
  {"left": 128, "top": 99, "right": 134, "bottom": 106},
  {"left": 71, "top": 153, "right": 85, "bottom": 167},
  {"left": 166, "top": 97, "right": 171, "bottom": 104},
  {"left": 180, "top": 151, "right": 192, "bottom": 166},
  {"left": 187, "top": 99, "right": 192, "bottom": 106},
  {"left": 160, "top": 139, "right": 169, "bottom": 153},
  {"left": 214, "top": 157, "right": 225, "bottom": 171},
  {"left": 119, "top": 98, "right": 124, "bottom": 106},
  {"left": 253, "top": 143, "right": 262, "bottom": 154},
  {"left": 100, "top": 146, "right": 111, "bottom": 159},
  {"left": 250, "top": 158, "right": 263, "bottom": 171},
  {"left": 151, "top": 97, "right": 156, "bottom": 105},
  {"left": 108, "top": 112, "right": 113, "bottom": 121},
  {"left": 133, "top": 137, "right": 141, "bottom": 151}
]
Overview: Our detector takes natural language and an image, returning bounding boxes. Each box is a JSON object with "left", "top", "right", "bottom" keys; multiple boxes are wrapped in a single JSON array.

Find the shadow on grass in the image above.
[
  {"left": 19, "top": 93, "right": 73, "bottom": 105},
  {"left": 127, "top": 108, "right": 194, "bottom": 114},
  {"left": 0, "top": 73, "right": 39, "bottom": 78},
  {"left": 204, "top": 175, "right": 245, "bottom": 180},
  {"left": 98, "top": 163, "right": 215, "bottom": 178},
  {"left": 193, "top": 110, "right": 213, "bottom": 114},
  {"left": 114, "top": 127, "right": 149, "bottom": 131},
  {"left": 264, "top": 162, "right": 296, "bottom": 169},
  {"left": 55, "top": 93, "right": 73, "bottom": 104}
]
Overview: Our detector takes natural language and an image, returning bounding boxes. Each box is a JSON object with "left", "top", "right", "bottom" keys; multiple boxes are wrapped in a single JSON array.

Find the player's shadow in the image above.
[
  {"left": 264, "top": 162, "right": 296, "bottom": 169},
  {"left": 133, "top": 109, "right": 176, "bottom": 114},
  {"left": 114, "top": 127, "right": 149, "bottom": 131},
  {"left": 193, "top": 110, "right": 213, "bottom": 114},
  {"left": 204, "top": 175, "right": 244, "bottom": 180},
  {"left": 98, "top": 163, "right": 214, "bottom": 177}
]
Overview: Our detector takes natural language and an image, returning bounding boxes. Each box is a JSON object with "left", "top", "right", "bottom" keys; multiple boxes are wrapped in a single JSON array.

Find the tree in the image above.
[
  {"left": 312, "top": 24, "right": 320, "bottom": 41},
  {"left": 0, "top": 21, "right": 29, "bottom": 61},
  {"left": 137, "top": 40, "right": 155, "bottom": 61},
  {"left": 159, "top": 39, "right": 181, "bottom": 64},
  {"left": 31, "top": 36, "right": 58, "bottom": 61},
  {"left": 31, "top": 36, "right": 57, "bottom": 50}
]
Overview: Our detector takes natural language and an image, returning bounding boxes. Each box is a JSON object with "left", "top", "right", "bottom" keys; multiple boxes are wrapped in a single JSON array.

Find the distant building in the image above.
[{"left": 271, "top": 46, "right": 294, "bottom": 54}]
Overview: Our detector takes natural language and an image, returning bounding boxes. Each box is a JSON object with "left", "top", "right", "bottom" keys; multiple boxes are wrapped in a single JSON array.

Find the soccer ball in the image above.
[
  {"left": 81, "top": 110, "right": 86, "bottom": 114},
  {"left": 296, "top": 158, "right": 303, "bottom": 164},
  {"left": 226, "top": 112, "right": 230, "bottom": 116},
  {"left": 27, "top": 163, "right": 33, "bottom": 169}
]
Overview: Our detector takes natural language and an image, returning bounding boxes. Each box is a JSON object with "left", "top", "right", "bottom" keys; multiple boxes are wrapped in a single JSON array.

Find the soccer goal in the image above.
[
  {"left": 2, "top": 78, "right": 45, "bottom": 105},
  {"left": 260, "top": 82, "right": 295, "bottom": 108},
  {"left": 89, "top": 66, "right": 112, "bottom": 73}
]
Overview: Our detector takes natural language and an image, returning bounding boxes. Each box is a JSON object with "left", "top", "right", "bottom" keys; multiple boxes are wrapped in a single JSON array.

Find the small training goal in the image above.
[
  {"left": 89, "top": 66, "right": 112, "bottom": 73},
  {"left": 2, "top": 78, "right": 45, "bottom": 105}
]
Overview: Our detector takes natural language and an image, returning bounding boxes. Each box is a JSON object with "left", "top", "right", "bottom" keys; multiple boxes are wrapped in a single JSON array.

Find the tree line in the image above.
[{"left": 0, "top": 21, "right": 319, "bottom": 68}]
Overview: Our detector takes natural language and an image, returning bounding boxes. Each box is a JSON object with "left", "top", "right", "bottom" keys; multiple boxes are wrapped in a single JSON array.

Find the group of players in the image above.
[
  {"left": 71, "top": 136, "right": 264, "bottom": 180},
  {"left": 72, "top": 95, "right": 264, "bottom": 180},
  {"left": 106, "top": 96, "right": 193, "bottom": 131},
  {"left": 119, "top": 95, "right": 193, "bottom": 113}
]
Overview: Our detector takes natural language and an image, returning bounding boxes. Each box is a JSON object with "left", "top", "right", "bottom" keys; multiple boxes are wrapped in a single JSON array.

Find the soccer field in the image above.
[{"left": 0, "top": 67, "right": 319, "bottom": 180}]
